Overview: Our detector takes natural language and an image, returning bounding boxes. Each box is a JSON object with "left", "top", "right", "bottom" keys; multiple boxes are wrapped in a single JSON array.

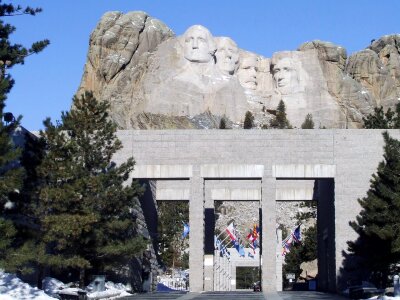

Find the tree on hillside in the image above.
[
  {"left": 347, "top": 132, "right": 400, "bottom": 288},
  {"left": 219, "top": 117, "right": 226, "bottom": 129},
  {"left": 269, "top": 100, "right": 292, "bottom": 129},
  {"left": 363, "top": 103, "right": 400, "bottom": 129},
  {"left": 243, "top": 111, "right": 254, "bottom": 129},
  {"left": 301, "top": 114, "right": 314, "bottom": 129},
  {"left": 0, "top": 1, "right": 49, "bottom": 273},
  {"left": 35, "top": 92, "right": 147, "bottom": 287}
]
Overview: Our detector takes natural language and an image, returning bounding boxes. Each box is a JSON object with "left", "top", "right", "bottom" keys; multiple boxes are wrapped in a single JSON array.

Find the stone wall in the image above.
[{"left": 113, "top": 129, "right": 400, "bottom": 292}]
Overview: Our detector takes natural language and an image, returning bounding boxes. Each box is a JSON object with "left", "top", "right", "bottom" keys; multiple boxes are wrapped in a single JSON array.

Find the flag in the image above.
[
  {"left": 239, "top": 244, "right": 245, "bottom": 257},
  {"left": 282, "top": 241, "right": 291, "bottom": 256},
  {"left": 225, "top": 222, "right": 238, "bottom": 241},
  {"left": 214, "top": 235, "right": 222, "bottom": 250},
  {"left": 253, "top": 224, "right": 259, "bottom": 239},
  {"left": 247, "top": 232, "right": 256, "bottom": 243},
  {"left": 182, "top": 222, "right": 190, "bottom": 239},
  {"left": 292, "top": 225, "right": 301, "bottom": 243},
  {"left": 249, "top": 240, "right": 256, "bottom": 254},
  {"left": 220, "top": 244, "right": 230, "bottom": 259}
]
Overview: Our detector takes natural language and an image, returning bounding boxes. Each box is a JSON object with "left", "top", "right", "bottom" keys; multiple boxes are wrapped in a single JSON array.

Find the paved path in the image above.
[
  {"left": 122, "top": 291, "right": 349, "bottom": 299},
  {"left": 278, "top": 291, "right": 348, "bottom": 299}
]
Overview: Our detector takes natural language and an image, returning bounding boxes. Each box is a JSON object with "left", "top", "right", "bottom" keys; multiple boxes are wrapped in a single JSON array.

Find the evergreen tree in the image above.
[
  {"left": 35, "top": 92, "right": 147, "bottom": 287},
  {"left": 301, "top": 113, "right": 314, "bottom": 129},
  {"left": 283, "top": 225, "right": 317, "bottom": 282},
  {"left": 157, "top": 201, "right": 189, "bottom": 269},
  {"left": 270, "top": 100, "right": 292, "bottom": 129},
  {"left": 219, "top": 117, "right": 226, "bottom": 129},
  {"left": 363, "top": 103, "right": 400, "bottom": 129},
  {"left": 0, "top": 1, "right": 48, "bottom": 273},
  {"left": 347, "top": 132, "right": 400, "bottom": 287},
  {"left": 243, "top": 111, "right": 254, "bottom": 129}
]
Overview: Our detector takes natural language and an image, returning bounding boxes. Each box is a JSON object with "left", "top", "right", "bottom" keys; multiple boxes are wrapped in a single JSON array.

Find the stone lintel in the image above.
[
  {"left": 132, "top": 165, "right": 192, "bottom": 178},
  {"left": 272, "top": 164, "right": 335, "bottom": 178},
  {"left": 275, "top": 187, "right": 314, "bottom": 201},
  {"left": 211, "top": 188, "right": 260, "bottom": 200},
  {"left": 156, "top": 188, "right": 190, "bottom": 200},
  {"left": 201, "top": 164, "right": 264, "bottom": 178}
]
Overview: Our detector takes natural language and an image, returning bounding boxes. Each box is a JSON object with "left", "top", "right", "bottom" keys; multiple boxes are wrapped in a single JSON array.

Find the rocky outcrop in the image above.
[
  {"left": 77, "top": 12, "right": 400, "bottom": 129},
  {"left": 78, "top": 11, "right": 174, "bottom": 129}
]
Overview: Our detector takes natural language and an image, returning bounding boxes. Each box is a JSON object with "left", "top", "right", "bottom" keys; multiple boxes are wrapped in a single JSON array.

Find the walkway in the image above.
[{"left": 122, "top": 291, "right": 348, "bottom": 300}]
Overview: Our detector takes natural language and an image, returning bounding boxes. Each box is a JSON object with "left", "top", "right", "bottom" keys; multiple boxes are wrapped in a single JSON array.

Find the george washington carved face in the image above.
[{"left": 182, "top": 25, "right": 216, "bottom": 63}]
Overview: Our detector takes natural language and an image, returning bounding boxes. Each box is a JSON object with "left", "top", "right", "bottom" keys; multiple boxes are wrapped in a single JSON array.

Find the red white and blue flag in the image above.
[{"left": 225, "top": 222, "right": 238, "bottom": 241}]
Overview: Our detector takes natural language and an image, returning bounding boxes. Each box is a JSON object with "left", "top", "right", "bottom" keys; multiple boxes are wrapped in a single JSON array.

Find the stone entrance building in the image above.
[{"left": 112, "top": 129, "right": 399, "bottom": 293}]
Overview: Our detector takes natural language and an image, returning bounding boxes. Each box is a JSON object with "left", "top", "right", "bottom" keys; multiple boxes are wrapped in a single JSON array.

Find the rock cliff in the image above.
[{"left": 78, "top": 11, "right": 400, "bottom": 129}]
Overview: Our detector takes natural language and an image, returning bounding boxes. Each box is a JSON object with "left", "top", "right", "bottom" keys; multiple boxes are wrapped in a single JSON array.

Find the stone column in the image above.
[
  {"left": 276, "top": 229, "right": 283, "bottom": 291},
  {"left": 261, "top": 172, "right": 277, "bottom": 293},
  {"left": 213, "top": 250, "right": 218, "bottom": 291},
  {"left": 203, "top": 184, "right": 214, "bottom": 291},
  {"left": 189, "top": 167, "right": 204, "bottom": 292},
  {"left": 224, "top": 258, "right": 229, "bottom": 290},
  {"left": 231, "top": 262, "right": 236, "bottom": 291}
]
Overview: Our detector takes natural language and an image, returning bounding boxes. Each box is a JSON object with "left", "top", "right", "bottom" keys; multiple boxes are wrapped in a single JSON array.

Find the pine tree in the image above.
[
  {"left": 347, "top": 132, "right": 400, "bottom": 287},
  {"left": 157, "top": 201, "right": 189, "bottom": 269},
  {"left": 243, "top": 111, "right": 254, "bottom": 129},
  {"left": 301, "top": 113, "right": 314, "bottom": 129},
  {"left": 35, "top": 92, "right": 147, "bottom": 287},
  {"left": 219, "top": 117, "right": 226, "bottom": 129},
  {"left": 270, "top": 100, "right": 292, "bottom": 129},
  {"left": 283, "top": 225, "right": 317, "bottom": 283},
  {"left": 0, "top": 1, "right": 48, "bottom": 273},
  {"left": 363, "top": 103, "right": 400, "bottom": 129}
]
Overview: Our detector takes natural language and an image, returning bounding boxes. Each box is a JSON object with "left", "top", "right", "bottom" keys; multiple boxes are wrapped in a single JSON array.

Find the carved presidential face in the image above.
[
  {"left": 183, "top": 25, "right": 216, "bottom": 63},
  {"left": 237, "top": 55, "right": 258, "bottom": 90},
  {"left": 215, "top": 37, "right": 239, "bottom": 75},
  {"left": 272, "top": 58, "right": 298, "bottom": 94}
]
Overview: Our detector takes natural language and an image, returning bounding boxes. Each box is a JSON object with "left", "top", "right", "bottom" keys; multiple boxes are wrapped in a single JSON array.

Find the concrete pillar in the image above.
[
  {"left": 213, "top": 250, "right": 218, "bottom": 291},
  {"left": 261, "top": 173, "right": 277, "bottom": 293},
  {"left": 231, "top": 263, "right": 236, "bottom": 291},
  {"left": 276, "top": 229, "right": 283, "bottom": 291},
  {"left": 189, "top": 167, "right": 204, "bottom": 292},
  {"left": 204, "top": 185, "right": 214, "bottom": 291},
  {"left": 228, "top": 260, "right": 232, "bottom": 291},
  {"left": 225, "top": 258, "right": 229, "bottom": 290}
]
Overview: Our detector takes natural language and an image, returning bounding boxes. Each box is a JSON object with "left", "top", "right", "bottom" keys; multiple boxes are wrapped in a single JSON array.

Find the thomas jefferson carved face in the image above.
[
  {"left": 215, "top": 37, "right": 239, "bottom": 75},
  {"left": 183, "top": 25, "right": 216, "bottom": 63},
  {"left": 237, "top": 54, "right": 258, "bottom": 90},
  {"left": 272, "top": 58, "right": 299, "bottom": 95}
]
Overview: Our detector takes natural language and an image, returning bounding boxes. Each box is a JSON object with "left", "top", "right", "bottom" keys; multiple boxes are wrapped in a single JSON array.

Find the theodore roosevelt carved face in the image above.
[
  {"left": 182, "top": 25, "right": 216, "bottom": 63},
  {"left": 215, "top": 37, "right": 239, "bottom": 75},
  {"left": 237, "top": 53, "right": 258, "bottom": 90}
]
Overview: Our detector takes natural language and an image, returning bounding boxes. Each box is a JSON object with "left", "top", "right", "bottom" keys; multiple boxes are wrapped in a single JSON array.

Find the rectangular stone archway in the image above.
[
  {"left": 121, "top": 129, "right": 400, "bottom": 293},
  {"left": 262, "top": 164, "right": 336, "bottom": 293}
]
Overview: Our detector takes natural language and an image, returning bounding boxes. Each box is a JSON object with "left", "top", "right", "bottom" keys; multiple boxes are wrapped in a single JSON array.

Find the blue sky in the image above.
[{"left": 5, "top": 0, "right": 400, "bottom": 130}]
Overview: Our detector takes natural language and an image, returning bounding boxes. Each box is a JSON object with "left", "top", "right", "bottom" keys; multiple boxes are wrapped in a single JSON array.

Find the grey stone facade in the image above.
[{"left": 113, "top": 129, "right": 400, "bottom": 293}]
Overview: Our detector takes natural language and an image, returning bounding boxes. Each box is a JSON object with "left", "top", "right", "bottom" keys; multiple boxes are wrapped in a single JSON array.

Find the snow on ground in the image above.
[
  {"left": 0, "top": 271, "right": 56, "bottom": 299},
  {"left": 0, "top": 270, "right": 132, "bottom": 299}
]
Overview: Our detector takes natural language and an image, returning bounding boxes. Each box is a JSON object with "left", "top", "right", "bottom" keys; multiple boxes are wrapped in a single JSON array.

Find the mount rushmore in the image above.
[{"left": 77, "top": 11, "right": 400, "bottom": 129}]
